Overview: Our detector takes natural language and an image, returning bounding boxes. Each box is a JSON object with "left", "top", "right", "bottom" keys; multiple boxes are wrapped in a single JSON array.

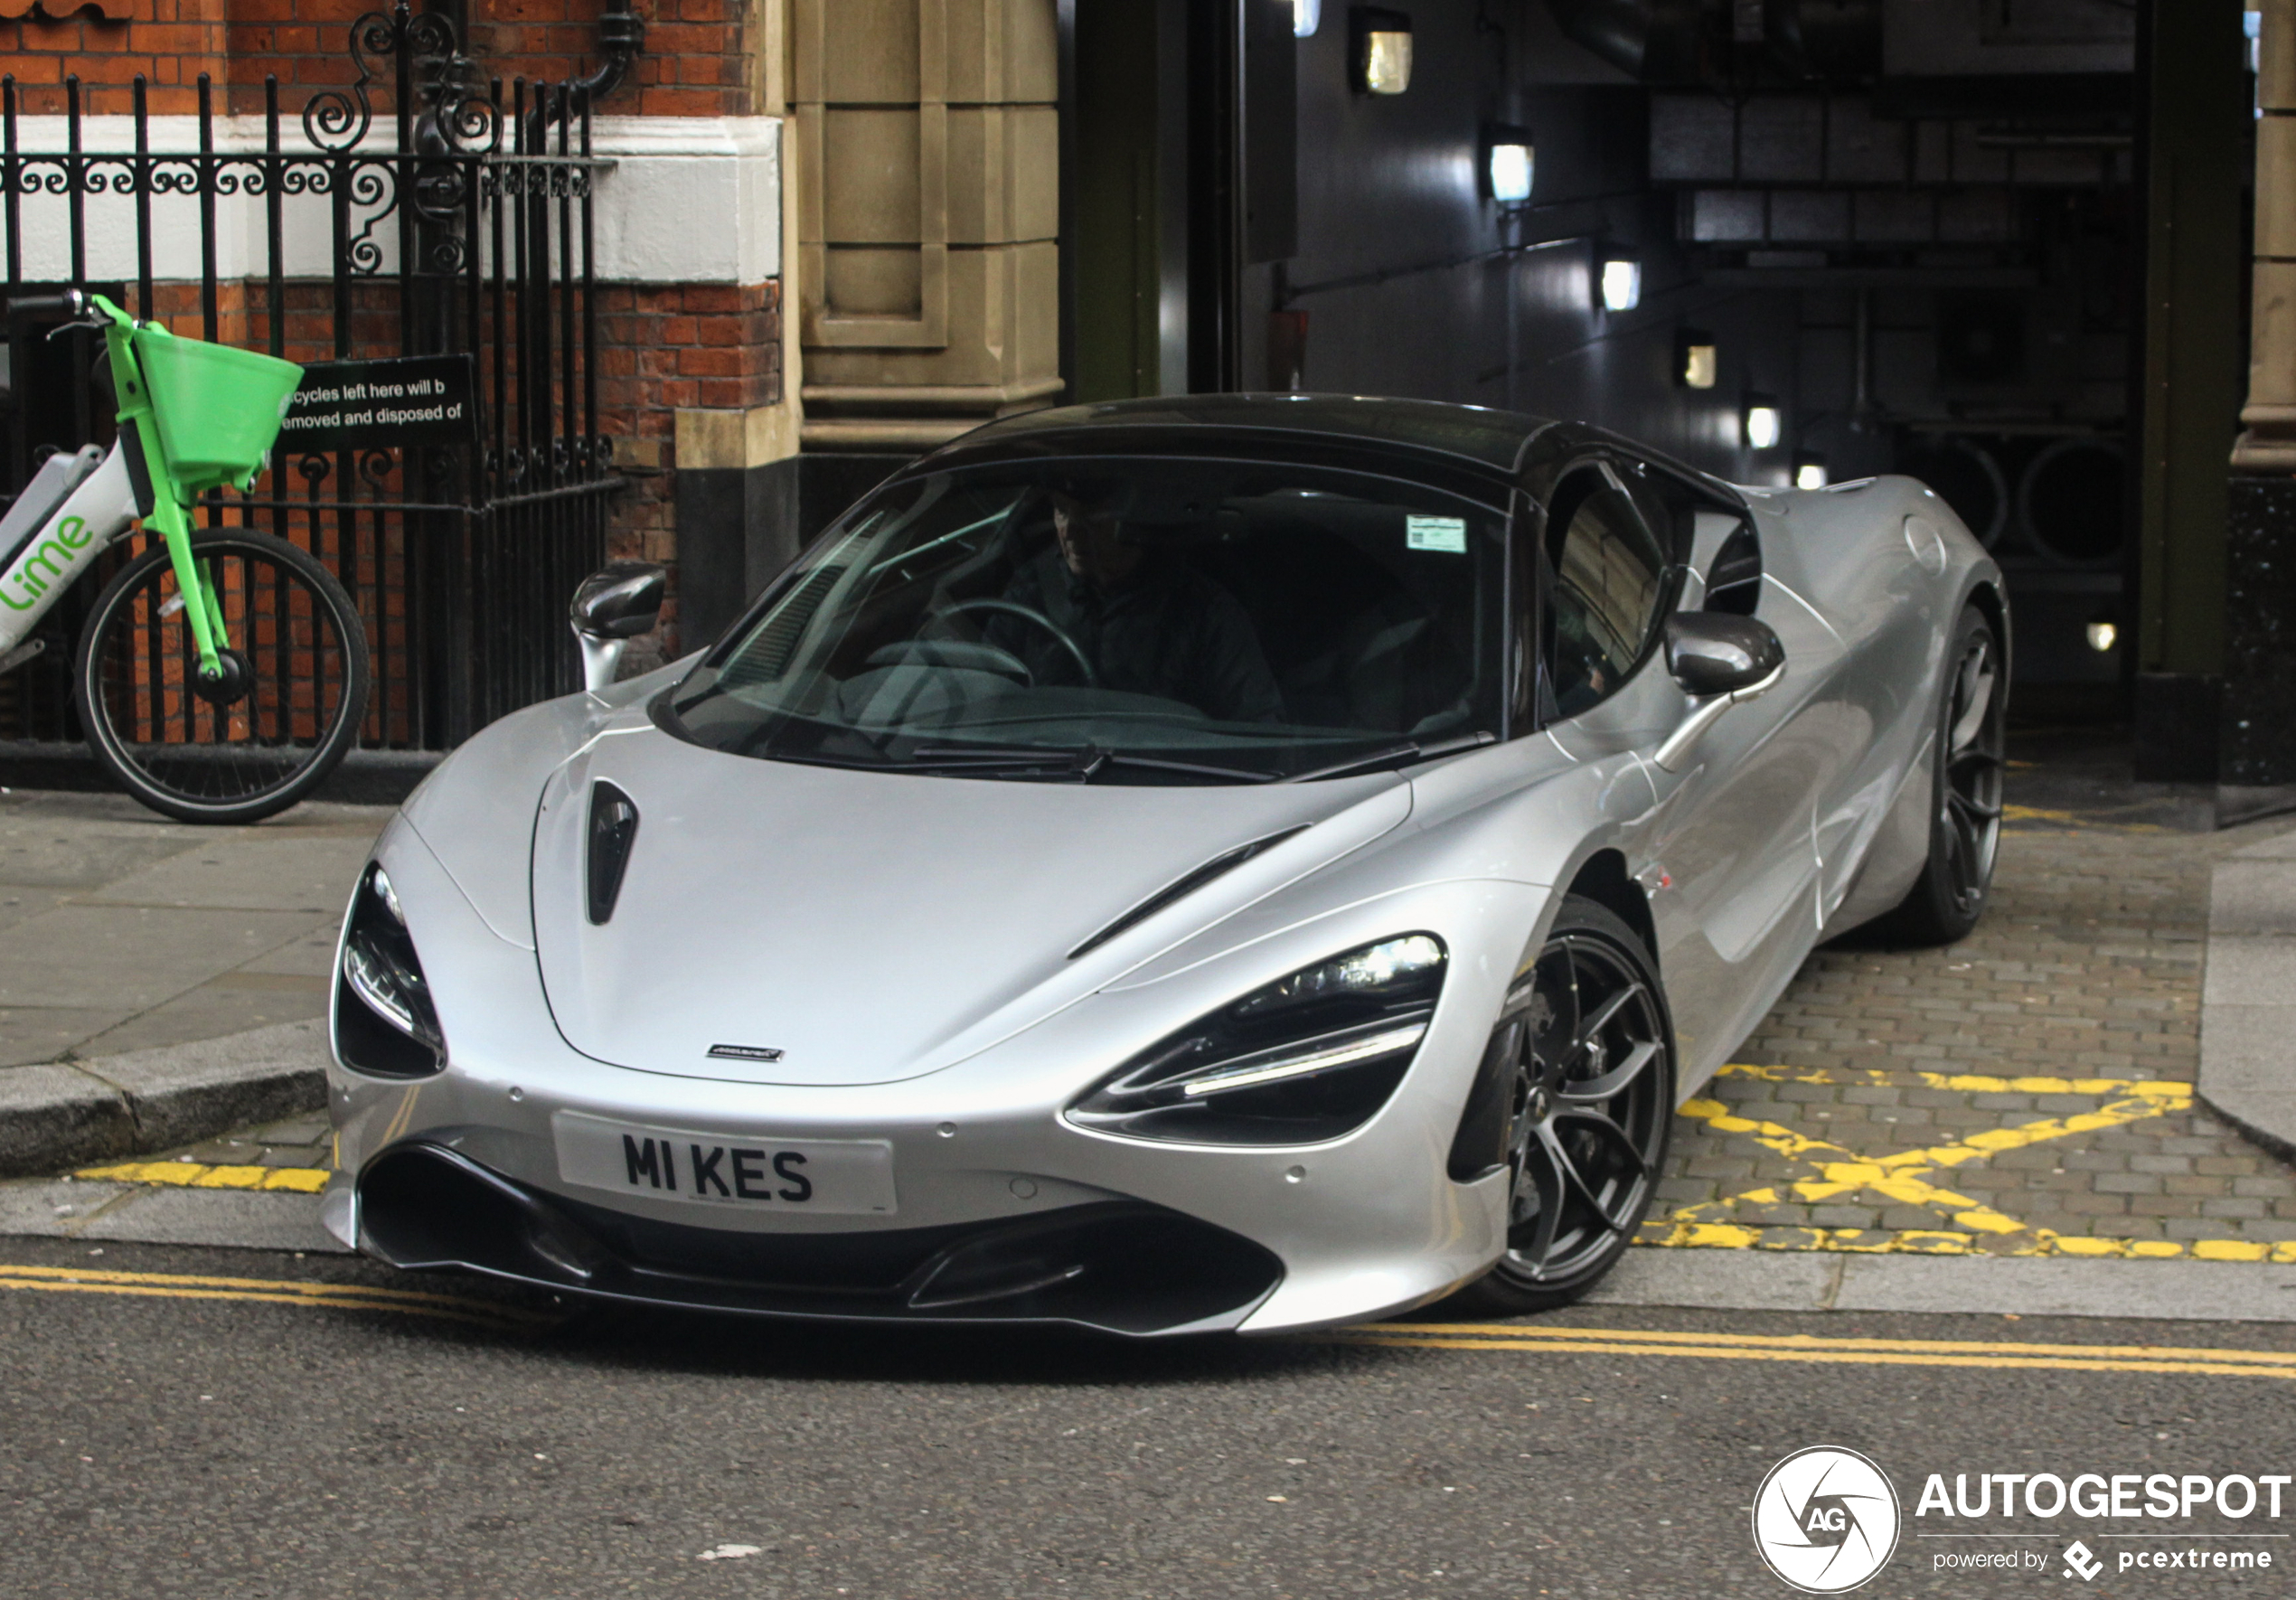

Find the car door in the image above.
[{"left": 1538, "top": 461, "right": 1845, "bottom": 1090}]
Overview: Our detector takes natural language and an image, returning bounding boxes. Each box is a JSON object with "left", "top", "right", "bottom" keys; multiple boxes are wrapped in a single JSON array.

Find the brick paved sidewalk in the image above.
[{"left": 1643, "top": 810, "right": 2296, "bottom": 1259}]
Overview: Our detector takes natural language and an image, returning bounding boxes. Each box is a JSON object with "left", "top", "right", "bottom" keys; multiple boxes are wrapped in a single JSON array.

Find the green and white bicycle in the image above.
[{"left": 0, "top": 290, "right": 368, "bottom": 824}]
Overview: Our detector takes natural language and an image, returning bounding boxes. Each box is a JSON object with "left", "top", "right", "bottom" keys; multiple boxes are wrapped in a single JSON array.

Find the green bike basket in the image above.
[{"left": 133, "top": 326, "right": 304, "bottom": 492}]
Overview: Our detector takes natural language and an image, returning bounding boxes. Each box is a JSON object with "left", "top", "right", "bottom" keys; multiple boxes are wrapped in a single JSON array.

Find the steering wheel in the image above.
[{"left": 932, "top": 598, "right": 1098, "bottom": 688}]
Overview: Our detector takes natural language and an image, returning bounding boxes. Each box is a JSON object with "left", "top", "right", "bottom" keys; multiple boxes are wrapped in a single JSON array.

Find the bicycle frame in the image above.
[{"left": 0, "top": 441, "right": 141, "bottom": 659}]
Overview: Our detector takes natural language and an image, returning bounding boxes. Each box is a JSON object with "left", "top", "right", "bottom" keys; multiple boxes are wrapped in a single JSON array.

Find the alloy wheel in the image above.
[
  {"left": 1939, "top": 628, "right": 2005, "bottom": 917},
  {"left": 1491, "top": 925, "right": 1671, "bottom": 1289}
]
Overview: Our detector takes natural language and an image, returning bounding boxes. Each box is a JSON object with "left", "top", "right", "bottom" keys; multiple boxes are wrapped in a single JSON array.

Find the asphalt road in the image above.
[{"left": 5, "top": 1238, "right": 2296, "bottom": 1599}]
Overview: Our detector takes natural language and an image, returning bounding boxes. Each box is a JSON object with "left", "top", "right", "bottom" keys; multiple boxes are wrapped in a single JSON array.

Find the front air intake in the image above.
[{"left": 355, "top": 1142, "right": 1283, "bottom": 1336}]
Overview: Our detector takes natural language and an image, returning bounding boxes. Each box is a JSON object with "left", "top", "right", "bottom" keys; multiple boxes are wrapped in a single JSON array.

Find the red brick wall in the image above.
[
  {"left": 466, "top": 0, "right": 760, "bottom": 118},
  {"left": 1, "top": 0, "right": 228, "bottom": 115},
  {"left": 2, "top": 0, "right": 758, "bottom": 118},
  {"left": 598, "top": 278, "right": 782, "bottom": 654}
]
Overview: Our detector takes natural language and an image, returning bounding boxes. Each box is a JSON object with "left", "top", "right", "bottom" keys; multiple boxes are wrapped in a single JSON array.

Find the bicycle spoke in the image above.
[{"left": 79, "top": 532, "right": 367, "bottom": 822}]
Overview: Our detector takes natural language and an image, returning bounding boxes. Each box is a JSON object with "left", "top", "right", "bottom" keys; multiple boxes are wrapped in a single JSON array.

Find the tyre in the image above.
[
  {"left": 1867, "top": 603, "right": 2005, "bottom": 946},
  {"left": 1442, "top": 895, "right": 1676, "bottom": 1315},
  {"left": 73, "top": 528, "right": 370, "bottom": 824}
]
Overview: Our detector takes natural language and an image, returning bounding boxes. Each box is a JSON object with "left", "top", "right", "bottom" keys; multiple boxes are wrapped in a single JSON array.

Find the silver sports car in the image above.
[{"left": 324, "top": 395, "right": 2005, "bottom": 1337}]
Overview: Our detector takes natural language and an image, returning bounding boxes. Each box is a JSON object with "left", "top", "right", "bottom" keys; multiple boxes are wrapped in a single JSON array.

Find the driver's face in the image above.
[{"left": 1051, "top": 494, "right": 1143, "bottom": 589}]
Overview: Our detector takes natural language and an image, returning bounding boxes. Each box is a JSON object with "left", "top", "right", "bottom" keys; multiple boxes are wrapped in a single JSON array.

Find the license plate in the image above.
[{"left": 552, "top": 1112, "right": 897, "bottom": 1216}]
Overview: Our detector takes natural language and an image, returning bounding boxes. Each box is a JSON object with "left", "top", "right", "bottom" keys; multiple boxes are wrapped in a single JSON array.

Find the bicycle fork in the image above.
[{"left": 132, "top": 466, "right": 231, "bottom": 674}]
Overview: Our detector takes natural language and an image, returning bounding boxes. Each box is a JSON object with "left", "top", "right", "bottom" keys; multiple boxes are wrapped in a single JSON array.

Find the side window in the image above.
[
  {"left": 1702, "top": 520, "right": 1763, "bottom": 616},
  {"left": 1542, "top": 465, "right": 1667, "bottom": 719},
  {"left": 1621, "top": 460, "right": 1698, "bottom": 564}
]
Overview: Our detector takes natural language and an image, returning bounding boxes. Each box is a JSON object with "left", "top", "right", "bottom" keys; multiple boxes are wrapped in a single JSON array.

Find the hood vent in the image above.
[
  {"left": 1067, "top": 826, "right": 1310, "bottom": 960},
  {"left": 587, "top": 782, "right": 640, "bottom": 924}
]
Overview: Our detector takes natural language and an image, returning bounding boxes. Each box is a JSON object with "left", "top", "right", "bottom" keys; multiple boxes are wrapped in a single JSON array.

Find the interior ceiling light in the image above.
[
  {"left": 1793, "top": 455, "right": 1828, "bottom": 490},
  {"left": 1677, "top": 328, "right": 1717, "bottom": 390},
  {"left": 1744, "top": 393, "right": 1783, "bottom": 450},
  {"left": 1352, "top": 7, "right": 1412, "bottom": 94},
  {"left": 1484, "top": 123, "right": 1534, "bottom": 205},
  {"left": 1599, "top": 254, "right": 1641, "bottom": 312},
  {"left": 2086, "top": 618, "right": 2119, "bottom": 653},
  {"left": 1294, "top": 0, "right": 1322, "bottom": 37}
]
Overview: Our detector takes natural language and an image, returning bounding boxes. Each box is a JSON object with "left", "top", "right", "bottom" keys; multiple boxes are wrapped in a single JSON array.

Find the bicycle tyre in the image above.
[{"left": 72, "top": 528, "right": 371, "bottom": 824}]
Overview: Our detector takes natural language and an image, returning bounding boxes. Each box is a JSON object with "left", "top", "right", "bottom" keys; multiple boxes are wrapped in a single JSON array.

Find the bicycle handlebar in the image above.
[{"left": 6, "top": 289, "right": 89, "bottom": 320}]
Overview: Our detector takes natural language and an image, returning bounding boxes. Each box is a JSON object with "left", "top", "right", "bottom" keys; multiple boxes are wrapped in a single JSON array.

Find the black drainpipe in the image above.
[
  {"left": 571, "top": 0, "right": 648, "bottom": 108},
  {"left": 535, "top": 0, "right": 645, "bottom": 128}
]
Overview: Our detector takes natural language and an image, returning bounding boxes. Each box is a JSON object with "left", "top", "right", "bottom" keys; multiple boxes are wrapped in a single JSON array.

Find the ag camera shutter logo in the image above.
[{"left": 1752, "top": 1446, "right": 1902, "bottom": 1593}]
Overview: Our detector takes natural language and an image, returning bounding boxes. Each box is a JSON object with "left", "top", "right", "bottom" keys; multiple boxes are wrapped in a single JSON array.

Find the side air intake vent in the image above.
[
  {"left": 588, "top": 782, "right": 640, "bottom": 924},
  {"left": 1068, "top": 826, "right": 1311, "bottom": 960}
]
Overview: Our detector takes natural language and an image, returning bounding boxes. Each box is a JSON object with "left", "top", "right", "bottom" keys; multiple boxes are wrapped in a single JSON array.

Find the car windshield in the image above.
[{"left": 663, "top": 456, "right": 1510, "bottom": 783}]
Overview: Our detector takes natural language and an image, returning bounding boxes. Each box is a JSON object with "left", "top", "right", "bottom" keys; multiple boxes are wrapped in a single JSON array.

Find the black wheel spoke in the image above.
[
  {"left": 1566, "top": 983, "right": 1643, "bottom": 1065},
  {"left": 1554, "top": 1107, "right": 1652, "bottom": 1185},
  {"left": 1946, "top": 788, "right": 2002, "bottom": 824},
  {"left": 1537, "top": 1123, "right": 1625, "bottom": 1236},
  {"left": 1559, "top": 1039, "right": 1661, "bottom": 1104},
  {"left": 1517, "top": 1133, "right": 1565, "bottom": 1267},
  {"left": 1532, "top": 944, "right": 1580, "bottom": 1065}
]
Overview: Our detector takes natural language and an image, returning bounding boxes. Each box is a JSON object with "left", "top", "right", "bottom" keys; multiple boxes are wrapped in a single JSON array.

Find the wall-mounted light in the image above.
[
  {"left": 2086, "top": 617, "right": 2119, "bottom": 653},
  {"left": 1482, "top": 123, "right": 1534, "bottom": 204},
  {"left": 1598, "top": 252, "right": 1641, "bottom": 312},
  {"left": 1744, "top": 392, "right": 1783, "bottom": 450},
  {"left": 1294, "top": 0, "right": 1322, "bottom": 37},
  {"left": 1793, "top": 454, "right": 1828, "bottom": 490},
  {"left": 1676, "top": 327, "right": 1717, "bottom": 390},
  {"left": 1351, "top": 7, "right": 1413, "bottom": 94}
]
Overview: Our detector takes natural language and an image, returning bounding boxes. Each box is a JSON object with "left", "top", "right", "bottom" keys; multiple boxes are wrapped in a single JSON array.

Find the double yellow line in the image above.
[
  {"left": 0, "top": 1262, "right": 553, "bottom": 1332},
  {"left": 1323, "top": 1322, "right": 2296, "bottom": 1381},
  {"left": 11, "top": 1261, "right": 2296, "bottom": 1381}
]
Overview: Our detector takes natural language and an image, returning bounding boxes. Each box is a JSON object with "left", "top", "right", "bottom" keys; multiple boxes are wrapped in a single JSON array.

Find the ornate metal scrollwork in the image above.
[
  {"left": 341, "top": 159, "right": 400, "bottom": 278},
  {"left": 306, "top": 1, "right": 503, "bottom": 157}
]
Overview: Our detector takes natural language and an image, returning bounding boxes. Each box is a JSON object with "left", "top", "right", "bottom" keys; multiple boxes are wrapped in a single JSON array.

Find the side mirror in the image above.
[
  {"left": 1653, "top": 613, "right": 1787, "bottom": 772},
  {"left": 1664, "top": 612, "right": 1783, "bottom": 698},
  {"left": 570, "top": 560, "right": 666, "bottom": 693}
]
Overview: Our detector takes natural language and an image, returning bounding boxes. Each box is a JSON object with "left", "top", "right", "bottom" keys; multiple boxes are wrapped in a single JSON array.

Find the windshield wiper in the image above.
[
  {"left": 902, "top": 744, "right": 1275, "bottom": 783},
  {"left": 1097, "top": 751, "right": 1276, "bottom": 782},
  {"left": 1283, "top": 730, "right": 1497, "bottom": 783}
]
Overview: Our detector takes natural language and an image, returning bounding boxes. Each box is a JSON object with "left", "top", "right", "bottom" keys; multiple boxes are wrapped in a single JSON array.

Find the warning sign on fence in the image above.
[{"left": 279, "top": 353, "right": 478, "bottom": 452}]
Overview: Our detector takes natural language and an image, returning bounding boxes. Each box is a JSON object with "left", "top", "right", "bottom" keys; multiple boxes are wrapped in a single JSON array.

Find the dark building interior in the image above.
[{"left": 1061, "top": 0, "right": 2257, "bottom": 775}]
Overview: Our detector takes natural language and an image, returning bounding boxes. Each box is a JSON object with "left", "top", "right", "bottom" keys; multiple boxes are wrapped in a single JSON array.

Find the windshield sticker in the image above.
[{"left": 1406, "top": 515, "right": 1468, "bottom": 553}]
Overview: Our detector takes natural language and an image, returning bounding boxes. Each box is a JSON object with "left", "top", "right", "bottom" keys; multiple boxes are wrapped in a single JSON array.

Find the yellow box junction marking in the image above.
[
  {"left": 1320, "top": 1322, "right": 2296, "bottom": 1382},
  {"left": 0, "top": 1261, "right": 556, "bottom": 1332},
  {"left": 73, "top": 1159, "right": 331, "bottom": 1193},
  {"left": 2000, "top": 803, "right": 2165, "bottom": 832},
  {"left": 1633, "top": 1064, "right": 2291, "bottom": 1261}
]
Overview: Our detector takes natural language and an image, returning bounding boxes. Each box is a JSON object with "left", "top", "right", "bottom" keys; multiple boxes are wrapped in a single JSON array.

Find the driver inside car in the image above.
[{"left": 981, "top": 485, "right": 1285, "bottom": 724}]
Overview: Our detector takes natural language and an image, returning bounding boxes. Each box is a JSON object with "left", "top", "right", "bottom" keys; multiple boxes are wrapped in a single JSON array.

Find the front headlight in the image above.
[
  {"left": 1066, "top": 934, "right": 1445, "bottom": 1145},
  {"left": 334, "top": 864, "right": 447, "bottom": 1078}
]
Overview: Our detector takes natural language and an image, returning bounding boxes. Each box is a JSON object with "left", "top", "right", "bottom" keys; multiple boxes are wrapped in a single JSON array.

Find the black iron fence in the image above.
[{"left": 0, "top": 1, "right": 623, "bottom": 751}]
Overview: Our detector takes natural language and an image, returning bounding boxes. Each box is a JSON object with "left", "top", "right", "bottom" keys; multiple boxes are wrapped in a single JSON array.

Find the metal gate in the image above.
[{"left": 0, "top": 1, "right": 623, "bottom": 752}]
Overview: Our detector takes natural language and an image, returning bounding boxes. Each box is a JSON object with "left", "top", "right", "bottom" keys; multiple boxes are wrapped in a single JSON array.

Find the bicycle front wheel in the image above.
[{"left": 72, "top": 529, "right": 371, "bottom": 824}]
